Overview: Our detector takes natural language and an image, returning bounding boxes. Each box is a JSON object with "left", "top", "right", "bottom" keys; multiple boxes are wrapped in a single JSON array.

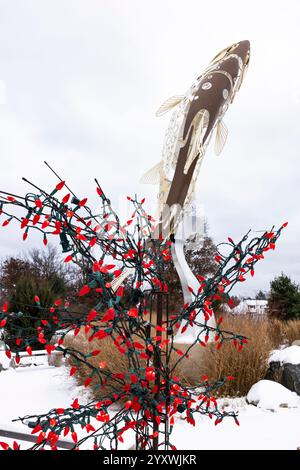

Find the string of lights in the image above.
[{"left": 0, "top": 165, "right": 287, "bottom": 450}]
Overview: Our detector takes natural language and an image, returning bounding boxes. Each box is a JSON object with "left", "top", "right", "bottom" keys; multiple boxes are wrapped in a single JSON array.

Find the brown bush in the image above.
[
  {"left": 63, "top": 330, "right": 144, "bottom": 398},
  {"left": 267, "top": 318, "right": 300, "bottom": 347},
  {"left": 267, "top": 318, "right": 286, "bottom": 348},
  {"left": 62, "top": 316, "right": 300, "bottom": 399},
  {"left": 181, "top": 316, "right": 300, "bottom": 396},
  {"left": 197, "top": 316, "right": 277, "bottom": 396}
]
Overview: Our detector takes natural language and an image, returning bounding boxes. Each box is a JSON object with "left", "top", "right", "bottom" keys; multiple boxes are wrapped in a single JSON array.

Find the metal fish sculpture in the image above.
[
  {"left": 140, "top": 40, "right": 250, "bottom": 237},
  {"left": 138, "top": 41, "right": 250, "bottom": 344},
  {"left": 112, "top": 41, "right": 250, "bottom": 342}
]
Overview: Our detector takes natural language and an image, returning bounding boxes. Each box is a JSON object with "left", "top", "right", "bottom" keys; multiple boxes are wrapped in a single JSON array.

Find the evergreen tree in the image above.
[
  {"left": 5, "top": 277, "right": 59, "bottom": 351},
  {"left": 0, "top": 247, "right": 71, "bottom": 350},
  {"left": 268, "top": 273, "right": 300, "bottom": 320}
]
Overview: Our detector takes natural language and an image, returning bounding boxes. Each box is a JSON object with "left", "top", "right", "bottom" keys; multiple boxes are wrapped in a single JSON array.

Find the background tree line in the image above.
[{"left": 0, "top": 233, "right": 299, "bottom": 351}]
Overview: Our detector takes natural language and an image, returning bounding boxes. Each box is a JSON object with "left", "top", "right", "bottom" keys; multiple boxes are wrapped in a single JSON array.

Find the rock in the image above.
[
  {"left": 265, "top": 361, "right": 300, "bottom": 396},
  {"left": 264, "top": 360, "right": 283, "bottom": 382},
  {"left": 292, "top": 340, "right": 300, "bottom": 347},
  {"left": 265, "top": 345, "right": 300, "bottom": 396},
  {"left": 265, "top": 363, "right": 300, "bottom": 395},
  {"left": 281, "top": 363, "right": 300, "bottom": 395}
]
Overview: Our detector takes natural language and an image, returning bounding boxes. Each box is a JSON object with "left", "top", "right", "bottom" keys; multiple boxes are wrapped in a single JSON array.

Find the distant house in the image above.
[{"left": 223, "top": 299, "right": 268, "bottom": 316}]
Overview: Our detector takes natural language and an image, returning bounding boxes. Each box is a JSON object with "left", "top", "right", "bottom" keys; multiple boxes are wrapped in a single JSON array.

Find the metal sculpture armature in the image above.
[{"left": 141, "top": 40, "right": 251, "bottom": 343}]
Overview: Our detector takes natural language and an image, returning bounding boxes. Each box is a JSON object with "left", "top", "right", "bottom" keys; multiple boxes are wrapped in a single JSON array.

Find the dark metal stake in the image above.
[{"left": 153, "top": 291, "right": 163, "bottom": 450}]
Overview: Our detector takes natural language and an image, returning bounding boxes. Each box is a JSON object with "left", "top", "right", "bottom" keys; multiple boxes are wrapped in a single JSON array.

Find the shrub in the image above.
[
  {"left": 64, "top": 315, "right": 300, "bottom": 398},
  {"left": 5, "top": 277, "right": 60, "bottom": 351},
  {"left": 198, "top": 316, "right": 278, "bottom": 396},
  {"left": 63, "top": 329, "right": 146, "bottom": 398},
  {"left": 269, "top": 273, "right": 300, "bottom": 320},
  {"left": 282, "top": 320, "right": 300, "bottom": 344}
]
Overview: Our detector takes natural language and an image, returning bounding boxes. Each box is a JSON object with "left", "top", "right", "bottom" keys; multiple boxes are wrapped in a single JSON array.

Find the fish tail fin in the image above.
[{"left": 139, "top": 160, "right": 163, "bottom": 184}]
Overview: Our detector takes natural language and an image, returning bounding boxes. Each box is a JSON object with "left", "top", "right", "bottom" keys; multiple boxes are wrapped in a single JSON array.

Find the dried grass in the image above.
[
  {"left": 62, "top": 316, "right": 300, "bottom": 398},
  {"left": 197, "top": 315, "right": 277, "bottom": 396},
  {"left": 63, "top": 330, "right": 144, "bottom": 398},
  {"left": 282, "top": 319, "right": 300, "bottom": 345}
]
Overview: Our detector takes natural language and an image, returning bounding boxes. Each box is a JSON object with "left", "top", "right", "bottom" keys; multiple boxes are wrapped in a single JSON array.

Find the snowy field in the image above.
[{"left": 0, "top": 365, "right": 299, "bottom": 450}]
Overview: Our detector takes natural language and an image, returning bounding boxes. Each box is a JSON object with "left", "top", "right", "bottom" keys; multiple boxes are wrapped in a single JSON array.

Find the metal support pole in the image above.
[{"left": 153, "top": 291, "right": 163, "bottom": 450}]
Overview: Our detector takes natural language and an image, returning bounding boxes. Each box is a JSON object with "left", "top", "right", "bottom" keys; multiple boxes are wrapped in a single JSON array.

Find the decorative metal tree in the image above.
[{"left": 0, "top": 163, "right": 287, "bottom": 450}]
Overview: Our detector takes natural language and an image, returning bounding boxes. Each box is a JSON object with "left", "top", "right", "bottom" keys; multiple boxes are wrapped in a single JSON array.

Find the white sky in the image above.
[{"left": 0, "top": 0, "right": 299, "bottom": 296}]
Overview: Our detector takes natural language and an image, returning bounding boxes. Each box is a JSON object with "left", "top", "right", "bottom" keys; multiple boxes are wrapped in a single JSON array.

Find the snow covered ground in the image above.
[
  {"left": 0, "top": 365, "right": 92, "bottom": 449},
  {"left": 172, "top": 398, "right": 300, "bottom": 450},
  {"left": 0, "top": 365, "right": 300, "bottom": 450}
]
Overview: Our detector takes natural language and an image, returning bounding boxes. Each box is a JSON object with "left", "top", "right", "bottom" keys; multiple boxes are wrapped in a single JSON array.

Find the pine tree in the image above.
[{"left": 269, "top": 273, "right": 300, "bottom": 320}]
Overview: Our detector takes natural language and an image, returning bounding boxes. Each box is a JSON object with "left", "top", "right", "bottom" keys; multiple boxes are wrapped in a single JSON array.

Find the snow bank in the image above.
[
  {"left": 269, "top": 345, "right": 300, "bottom": 365},
  {"left": 247, "top": 379, "right": 300, "bottom": 410}
]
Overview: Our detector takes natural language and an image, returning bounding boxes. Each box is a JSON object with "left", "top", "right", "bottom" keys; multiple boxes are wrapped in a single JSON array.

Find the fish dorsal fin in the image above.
[
  {"left": 111, "top": 267, "right": 133, "bottom": 292},
  {"left": 214, "top": 120, "right": 228, "bottom": 156},
  {"left": 183, "top": 110, "right": 209, "bottom": 174},
  {"left": 139, "top": 160, "right": 163, "bottom": 185},
  {"left": 155, "top": 95, "right": 185, "bottom": 117}
]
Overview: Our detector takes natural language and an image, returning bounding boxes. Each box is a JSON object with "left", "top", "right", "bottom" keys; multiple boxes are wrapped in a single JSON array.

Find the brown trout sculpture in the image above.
[
  {"left": 140, "top": 40, "right": 250, "bottom": 237},
  {"left": 114, "top": 41, "right": 250, "bottom": 344}
]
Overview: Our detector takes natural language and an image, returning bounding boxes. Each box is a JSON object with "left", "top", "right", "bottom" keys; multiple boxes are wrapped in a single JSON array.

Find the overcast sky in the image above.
[{"left": 0, "top": 0, "right": 299, "bottom": 297}]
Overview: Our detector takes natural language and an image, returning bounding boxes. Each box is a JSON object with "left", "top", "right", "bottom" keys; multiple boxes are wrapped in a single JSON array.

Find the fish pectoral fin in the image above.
[
  {"left": 155, "top": 95, "right": 185, "bottom": 117},
  {"left": 214, "top": 120, "right": 228, "bottom": 156},
  {"left": 183, "top": 137, "right": 203, "bottom": 175},
  {"left": 139, "top": 160, "right": 163, "bottom": 184},
  {"left": 183, "top": 111, "right": 208, "bottom": 174}
]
